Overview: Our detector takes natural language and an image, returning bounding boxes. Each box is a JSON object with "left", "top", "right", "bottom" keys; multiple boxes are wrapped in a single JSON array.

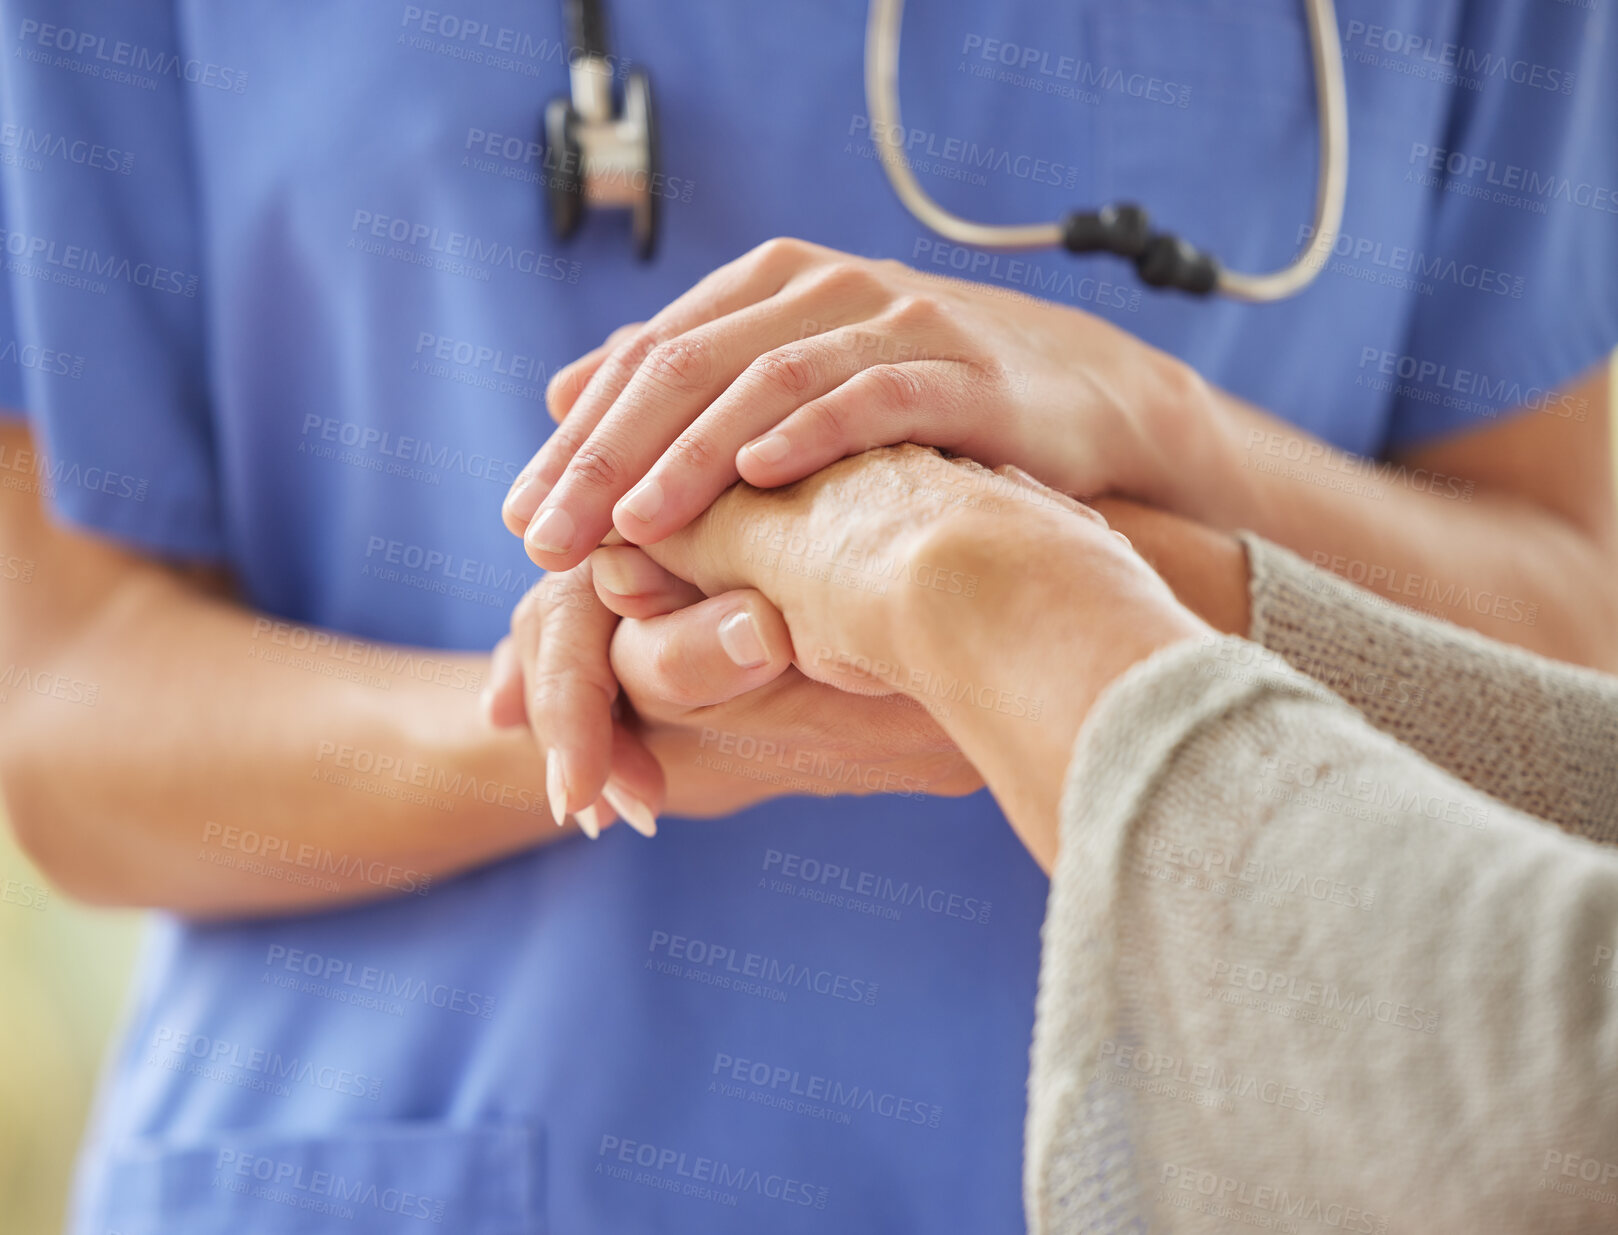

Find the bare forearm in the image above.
[
  {"left": 0, "top": 419, "right": 571, "bottom": 916},
  {"left": 1152, "top": 385, "right": 1618, "bottom": 668},
  {"left": 1, "top": 565, "right": 571, "bottom": 916}
]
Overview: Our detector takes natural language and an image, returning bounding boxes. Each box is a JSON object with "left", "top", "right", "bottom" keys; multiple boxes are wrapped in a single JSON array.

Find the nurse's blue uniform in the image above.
[{"left": 1, "top": 1, "right": 1613, "bottom": 1231}]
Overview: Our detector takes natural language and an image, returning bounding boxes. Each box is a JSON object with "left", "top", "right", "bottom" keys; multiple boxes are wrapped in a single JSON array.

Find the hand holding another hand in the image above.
[{"left": 500, "top": 238, "right": 1216, "bottom": 573}]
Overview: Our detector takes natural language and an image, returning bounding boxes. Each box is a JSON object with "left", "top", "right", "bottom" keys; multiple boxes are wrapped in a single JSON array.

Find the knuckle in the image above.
[
  {"left": 567, "top": 438, "right": 632, "bottom": 493},
  {"left": 862, "top": 363, "right": 927, "bottom": 412},
  {"left": 641, "top": 336, "right": 716, "bottom": 393},
  {"left": 601, "top": 328, "right": 656, "bottom": 381},
  {"left": 754, "top": 236, "right": 808, "bottom": 268},
  {"left": 647, "top": 632, "right": 703, "bottom": 706},
  {"left": 802, "top": 391, "right": 858, "bottom": 442},
  {"left": 749, "top": 346, "right": 819, "bottom": 398},
  {"left": 662, "top": 430, "right": 723, "bottom": 474},
  {"left": 525, "top": 668, "right": 571, "bottom": 718},
  {"left": 803, "top": 260, "right": 879, "bottom": 302},
  {"left": 887, "top": 293, "right": 946, "bottom": 332}
]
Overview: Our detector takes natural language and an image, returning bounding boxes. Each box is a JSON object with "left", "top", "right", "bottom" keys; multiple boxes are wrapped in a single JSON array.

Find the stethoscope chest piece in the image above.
[{"left": 543, "top": 1, "right": 658, "bottom": 261}]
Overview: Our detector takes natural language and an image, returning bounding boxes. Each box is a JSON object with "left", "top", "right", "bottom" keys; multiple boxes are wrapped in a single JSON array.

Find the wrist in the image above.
[
  {"left": 892, "top": 504, "right": 1205, "bottom": 868},
  {"left": 893, "top": 504, "right": 1204, "bottom": 735},
  {"left": 1130, "top": 351, "right": 1246, "bottom": 525}
]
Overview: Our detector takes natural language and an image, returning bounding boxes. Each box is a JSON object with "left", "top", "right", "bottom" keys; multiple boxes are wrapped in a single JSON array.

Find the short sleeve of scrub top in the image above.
[
  {"left": 0, "top": 0, "right": 222, "bottom": 558},
  {"left": 1374, "top": 0, "right": 1618, "bottom": 450}
]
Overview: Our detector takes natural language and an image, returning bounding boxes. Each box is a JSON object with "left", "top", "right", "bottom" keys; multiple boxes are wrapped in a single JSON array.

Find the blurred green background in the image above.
[{"left": 0, "top": 819, "right": 139, "bottom": 1235}]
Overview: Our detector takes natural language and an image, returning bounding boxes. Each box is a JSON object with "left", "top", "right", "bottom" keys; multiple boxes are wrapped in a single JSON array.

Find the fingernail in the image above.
[
  {"left": 478, "top": 684, "right": 496, "bottom": 720},
  {"left": 601, "top": 779, "right": 657, "bottom": 838},
  {"left": 546, "top": 749, "right": 570, "bottom": 827},
  {"left": 526, "top": 506, "right": 576, "bottom": 557},
  {"left": 590, "top": 551, "right": 636, "bottom": 596},
  {"left": 503, "top": 473, "right": 549, "bottom": 525},
  {"left": 618, "top": 477, "right": 665, "bottom": 523},
  {"left": 717, "top": 610, "right": 768, "bottom": 669},
  {"left": 743, "top": 433, "right": 791, "bottom": 465},
  {"left": 576, "top": 799, "right": 604, "bottom": 840}
]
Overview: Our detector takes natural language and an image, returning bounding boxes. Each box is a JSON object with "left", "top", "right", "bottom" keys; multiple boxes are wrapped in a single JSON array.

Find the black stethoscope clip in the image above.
[{"left": 543, "top": 0, "right": 659, "bottom": 261}]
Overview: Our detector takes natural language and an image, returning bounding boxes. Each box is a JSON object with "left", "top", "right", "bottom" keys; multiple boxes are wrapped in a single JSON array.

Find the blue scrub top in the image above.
[{"left": 2, "top": 1, "right": 1615, "bottom": 1232}]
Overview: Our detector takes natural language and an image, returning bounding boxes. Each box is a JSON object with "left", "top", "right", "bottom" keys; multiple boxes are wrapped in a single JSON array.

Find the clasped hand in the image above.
[{"left": 485, "top": 239, "right": 1209, "bottom": 838}]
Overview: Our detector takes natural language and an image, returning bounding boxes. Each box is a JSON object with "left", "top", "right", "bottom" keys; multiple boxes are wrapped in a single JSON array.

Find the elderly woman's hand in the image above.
[{"left": 592, "top": 445, "right": 1214, "bottom": 867}]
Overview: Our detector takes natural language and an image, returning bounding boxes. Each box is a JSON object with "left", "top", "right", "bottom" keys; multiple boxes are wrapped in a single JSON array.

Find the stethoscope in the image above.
[{"left": 544, "top": 0, "right": 1348, "bottom": 301}]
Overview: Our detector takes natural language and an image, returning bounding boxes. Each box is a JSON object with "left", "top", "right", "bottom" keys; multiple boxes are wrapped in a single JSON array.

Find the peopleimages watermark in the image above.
[
  {"left": 1, "top": 225, "right": 199, "bottom": 297},
  {"left": 299, "top": 413, "right": 525, "bottom": 488},
  {"left": 807, "top": 645, "right": 1045, "bottom": 724},
  {"left": 411, "top": 329, "right": 551, "bottom": 403},
  {"left": 1095, "top": 1040, "right": 1327, "bottom": 1116},
  {"left": 1539, "top": 1149, "right": 1618, "bottom": 1205},
  {"left": 1307, "top": 549, "right": 1539, "bottom": 629},
  {"left": 1242, "top": 427, "right": 1475, "bottom": 504},
  {"left": 1141, "top": 835, "right": 1376, "bottom": 912},
  {"left": 912, "top": 238, "right": 1143, "bottom": 314},
  {"left": 2, "top": 878, "right": 49, "bottom": 912},
  {"left": 1297, "top": 224, "right": 1524, "bottom": 300},
  {"left": 361, "top": 534, "right": 538, "bottom": 610},
  {"left": 710, "top": 1050, "right": 944, "bottom": 1129},
  {"left": 1208, "top": 959, "right": 1442, "bottom": 1035},
  {"left": 1258, "top": 750, "right": 1489, "bottom": 831},
  {"left": 350, "top": 209, "right": 582, "bottom": 284},
  {"left": 695, "top": 727, "right": 928, "bottom": 801},
  {"left": 461, "top": 125, "right": 693, "bottom": 202},
  {"left": 213, "top": 1147, "right": 447, "bottom": 1224},
  {"left": 198, "top": 819, "right": 434, "bottom": 896},
  {"left": 0, "top": 438, "right": 147, "bottom": 505},
  {"left": 847, "top": 115, "right": 1079, "bottom": 190},
  {"left": 760, "top": 847, "right": 992, "bottom": 925},
  {"left": 261, "top": 944, "right": 496, "bottom": 1019},
  {"left": 0, "top": 662, "right": 99, "bottom": 707},
  {"left": 646, "top": 928, "right": 879, "bottom": 1007},
  {"left": 250, "top": 617, "right": 483, "bottom": 693},
  {"left": 1355, "top": 345, "right": 1588, "bottom": 424},
  {"left": 958, "top": 34, "right": 1191, "bottom": 108},
  {"left": 1342, "top": 19, "right": 1575, "bottom": 96},
  {"left": 0, "top": 337, "right": 88, "bottom": 380},
  {"left": 596, "top": 1133, "right": 830, "bottom": 1210},
  {"left": 146, "top": 1027, "right": 383, "bottom": 1100},
  {"left": 0, "top": 123, "right": 133, "bottom": 174},
  {"left": 399, "top": 5, "right": 633, "bottom": 81},
  {"left": 13, "top": 18, "right": 249, "bottom": 93},
  {"left": 1157, "top": 1163, "right": 1389, "bottom": 1233},
  {"left": 1407, "top": 142, "right": 1618, "bottom": 217},
  {"left": 313, "top": 739, "right": 552, "bottom": 818}
]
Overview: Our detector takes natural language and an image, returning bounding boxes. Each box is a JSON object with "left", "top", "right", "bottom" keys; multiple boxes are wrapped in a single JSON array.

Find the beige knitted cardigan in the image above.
[{"left": 1027, "top": 535, "right": 1618, "bottom": 1234}]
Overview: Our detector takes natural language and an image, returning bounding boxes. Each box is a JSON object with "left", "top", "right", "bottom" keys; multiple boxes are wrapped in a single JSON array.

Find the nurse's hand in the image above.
[
  {"left": 483, "top": 559, "right": 980, "bottom": 837},
  {"left": 500, "top": 239, "right": 1215, "bottom": 571}
]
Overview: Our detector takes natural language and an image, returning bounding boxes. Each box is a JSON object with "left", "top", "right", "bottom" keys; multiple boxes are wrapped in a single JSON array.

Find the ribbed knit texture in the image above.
[
  {"left": 1027, "top": 543, "right": 1618, "bottom": 1234},
  {"left": 1242, "top": 534, "right": 1618, "bottom": 842}
]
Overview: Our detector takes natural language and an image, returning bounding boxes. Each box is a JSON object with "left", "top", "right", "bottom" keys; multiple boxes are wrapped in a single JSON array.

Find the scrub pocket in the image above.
[{"left": 94, "top": 1122, "right": 546, "bottom": 1235}]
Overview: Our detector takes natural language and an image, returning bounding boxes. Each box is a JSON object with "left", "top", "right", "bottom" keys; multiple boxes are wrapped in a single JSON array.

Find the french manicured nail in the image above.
[
  {"left": 717, "top": 610, "right": 768, "bottom": 669},
  {"left": 546, "top": 749, "right": 570, "bottom": 827},
  {"left": 575, "top": 799, "right": 605, "bottom": 840},
  {"left": 526, "top": 505, "right": 576, "bottom": 557},
  {"left": 601, "top": 779, "right": 657, "bottom": 838},
  {"left": 618, "top": 478, "right": 665, "bottom": 523},
  {"left": 743, "top": 433, "right": 791, "bottom": 465}
]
